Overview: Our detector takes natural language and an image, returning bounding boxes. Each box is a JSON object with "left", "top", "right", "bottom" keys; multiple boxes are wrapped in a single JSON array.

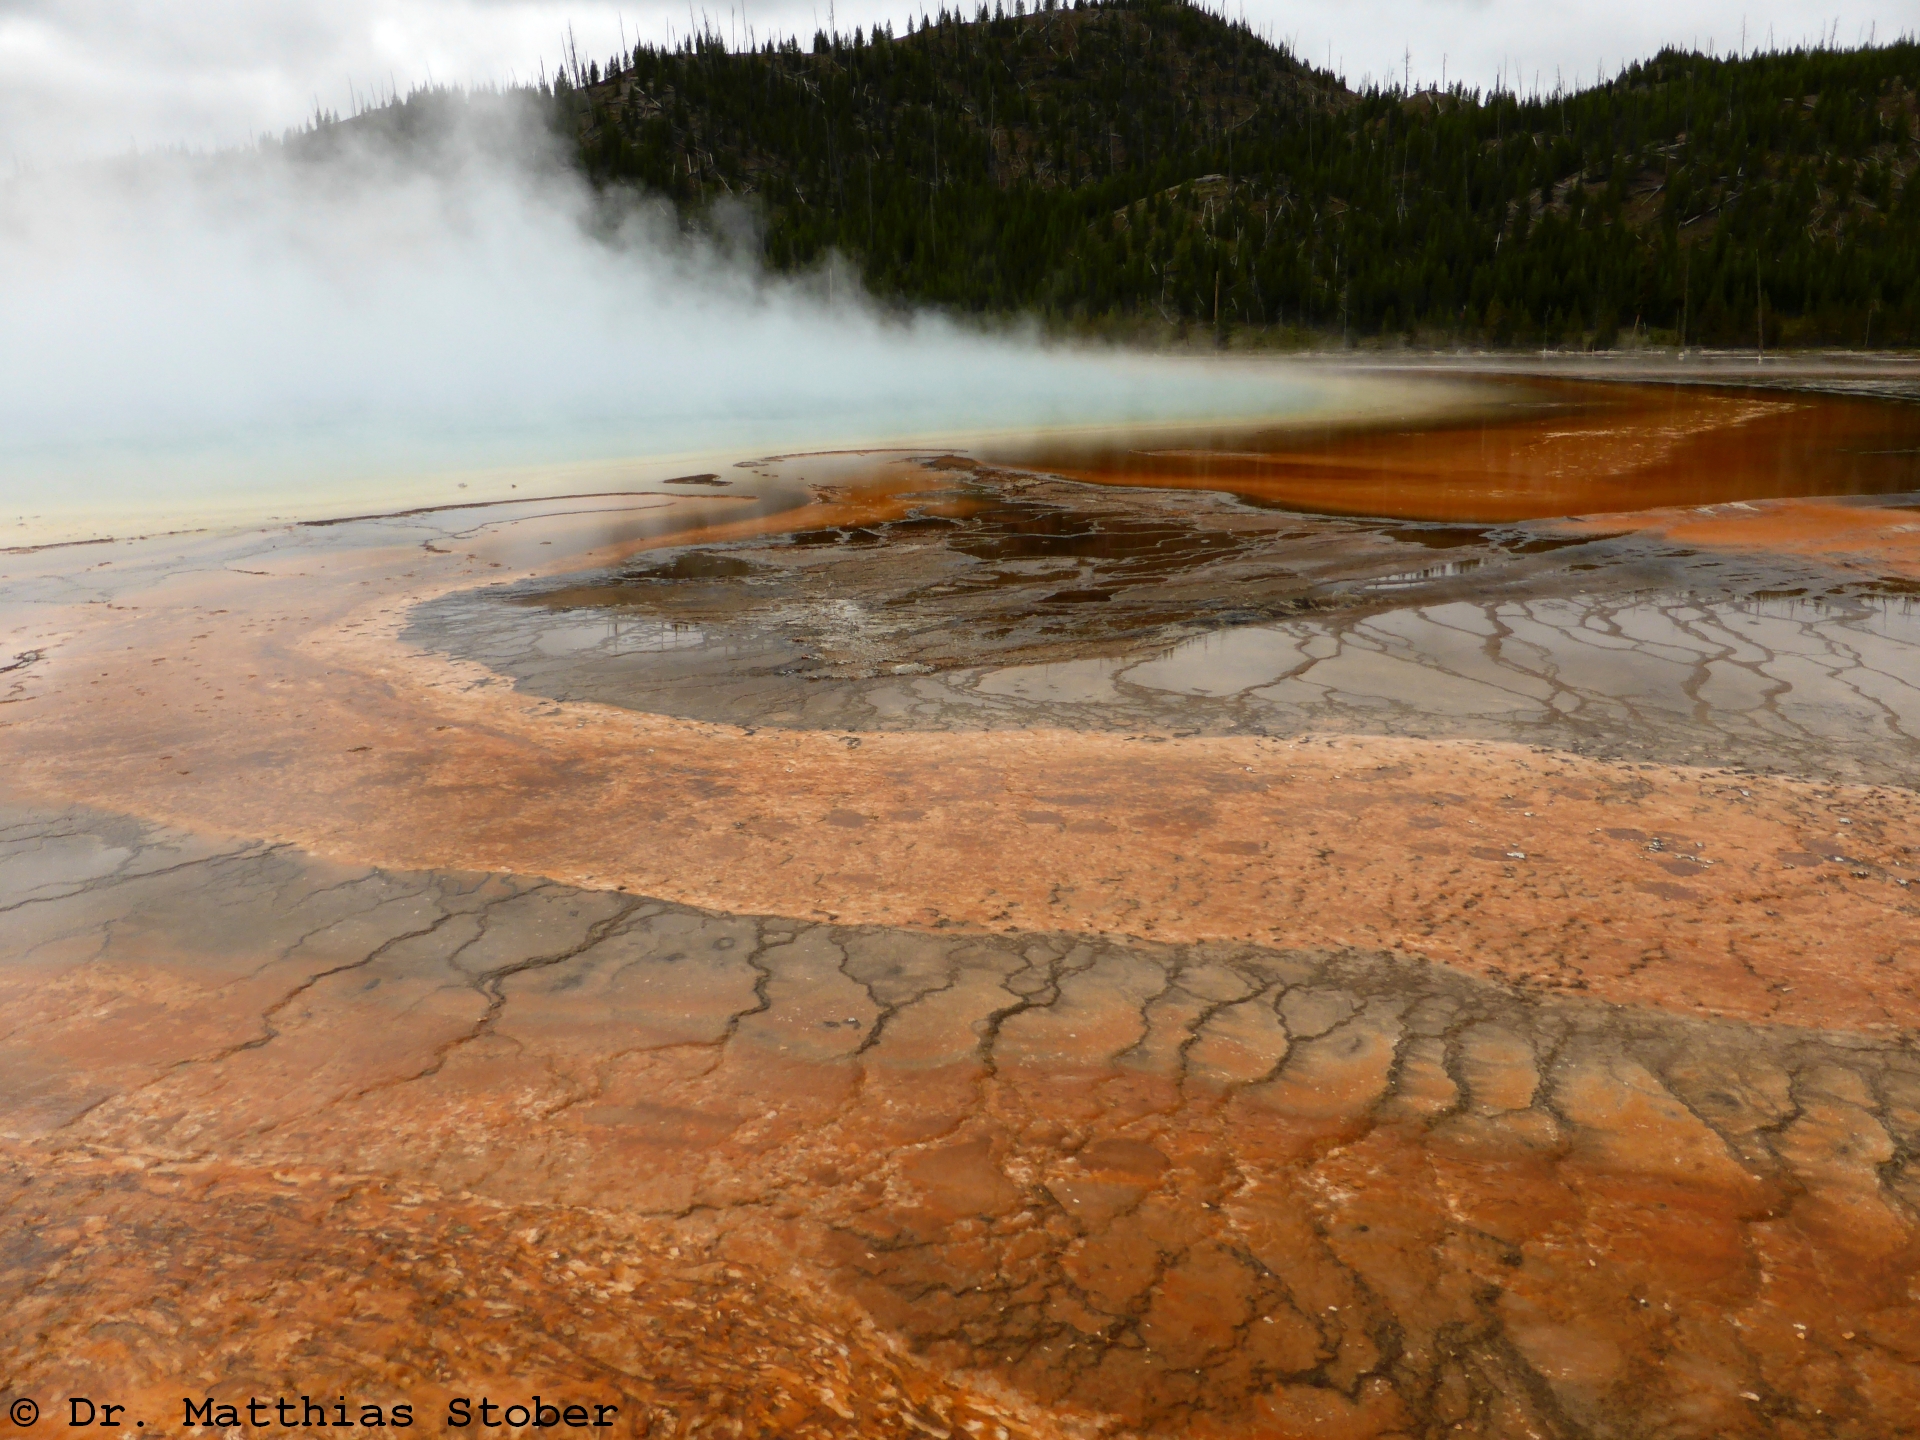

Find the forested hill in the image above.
[{"left": 318, "top": 0, "right": 1920, "bottom": 347}]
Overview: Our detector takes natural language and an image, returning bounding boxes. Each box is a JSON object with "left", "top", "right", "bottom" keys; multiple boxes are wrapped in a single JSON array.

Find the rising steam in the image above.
[{"left": 0, "top": 90, "right": 1357, "bottom": 541}]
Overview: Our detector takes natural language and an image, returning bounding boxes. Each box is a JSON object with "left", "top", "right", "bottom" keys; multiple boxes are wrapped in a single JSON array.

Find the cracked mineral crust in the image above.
[{"left": 3, "top": 378, "right": 1919, "bottom": 1438}]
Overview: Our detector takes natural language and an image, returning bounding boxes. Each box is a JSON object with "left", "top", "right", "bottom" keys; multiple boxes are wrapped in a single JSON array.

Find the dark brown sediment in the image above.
[{"left": 3, "top": 375, "right": 1920, "bottom": 1437}]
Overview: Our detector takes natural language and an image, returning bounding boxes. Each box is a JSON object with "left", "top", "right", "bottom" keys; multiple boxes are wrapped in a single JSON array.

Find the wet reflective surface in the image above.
[
  {"left": 990, "top": 379, "right": 1920, "bottom": 521},
  {"left": 4, "top": 370, "right": 1920, "bottom": 1439},
  {"left": 415, "top": 448, "right": 1920, "bottom": 784}
]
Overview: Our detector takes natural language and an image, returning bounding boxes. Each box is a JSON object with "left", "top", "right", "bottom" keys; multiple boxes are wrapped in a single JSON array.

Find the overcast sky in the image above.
[{"left": 2, "top": 0, "right": 1914, "bottom": 163}]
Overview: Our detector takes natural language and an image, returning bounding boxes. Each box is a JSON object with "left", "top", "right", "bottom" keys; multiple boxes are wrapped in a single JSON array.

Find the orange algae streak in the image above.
[
  {"left": 1558, "top": 495, "right": 1920, "bottom": 580},
  {"left": 1000, "top": 383, "right": 1920, "bottom": 522}
]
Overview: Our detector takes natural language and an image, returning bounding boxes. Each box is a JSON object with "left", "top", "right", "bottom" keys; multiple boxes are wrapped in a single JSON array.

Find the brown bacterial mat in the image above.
[
  {"left": 3, "top": 372, "right": 1918, "bottom": 1439},
  {"left": 989, "top": 378, "right": 1920, "bottom": 521}
]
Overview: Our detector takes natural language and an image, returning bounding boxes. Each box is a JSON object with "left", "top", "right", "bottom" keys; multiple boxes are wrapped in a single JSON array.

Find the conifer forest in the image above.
[{"left": 342, "top": 0, "right": 1920, "bottom": 346}]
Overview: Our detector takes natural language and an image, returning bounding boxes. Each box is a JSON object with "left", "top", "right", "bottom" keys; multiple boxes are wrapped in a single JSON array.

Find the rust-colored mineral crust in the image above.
[
  {"left": 5, "top": 539, "right": 1914, "bottom": 1030},
  {"left": 3, "top": 387, "right": 1919, "bottom": 1437},
  {"left": 4, "top": 809, "right": 1917, "bottom": 1438}
]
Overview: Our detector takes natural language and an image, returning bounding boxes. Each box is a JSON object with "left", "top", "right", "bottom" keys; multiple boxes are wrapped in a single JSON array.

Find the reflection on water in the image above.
[
  {"left": 1362, "top": 557, "right": 1486, "bottom": 590},
  {"left": 990, "top": 380, "right": 1920, "bottom": 522},
  {"left": 533, "top": 617, "right": 707, "bottom": 657}
]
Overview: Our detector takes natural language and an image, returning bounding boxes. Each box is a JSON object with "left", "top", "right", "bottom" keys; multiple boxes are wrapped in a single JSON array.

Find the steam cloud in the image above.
[{"left": 0, "top": 92, "right": 1344, "bottom": 540}]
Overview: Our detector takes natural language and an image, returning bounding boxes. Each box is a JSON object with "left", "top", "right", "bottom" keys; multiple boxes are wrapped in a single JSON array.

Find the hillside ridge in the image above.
[{"left": 318, "top": 0, "right": 1920, "bottom": 347}]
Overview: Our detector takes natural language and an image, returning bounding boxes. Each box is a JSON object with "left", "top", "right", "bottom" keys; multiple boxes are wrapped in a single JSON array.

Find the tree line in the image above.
[{"left": 312, "top": 0, "right": 1920, "bottom": 346}]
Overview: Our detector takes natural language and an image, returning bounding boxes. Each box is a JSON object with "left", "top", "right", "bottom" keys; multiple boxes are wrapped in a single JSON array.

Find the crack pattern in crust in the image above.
[
  {"left": 410, "top": 462, "right": 1920, "bottom": 787},
  {"left": 6, "top": 388, "right": 1920, "bottom": 1439},
  {"left": 6, "top": 805, "right": 1919, "bottom": 1438}
]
